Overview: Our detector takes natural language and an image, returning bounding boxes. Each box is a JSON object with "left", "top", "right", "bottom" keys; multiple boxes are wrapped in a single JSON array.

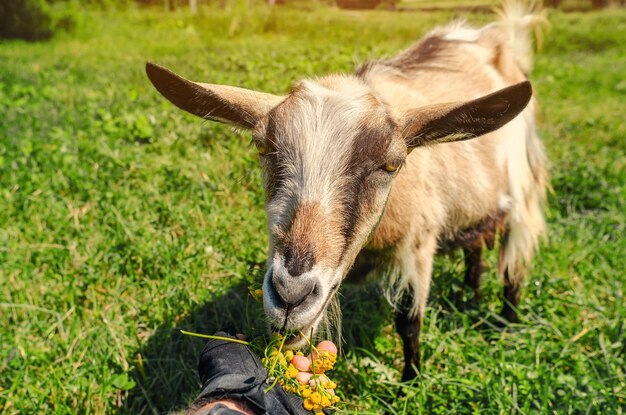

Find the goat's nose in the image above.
[
  {"left": 271, "top": 269, "right": 316, "bottom": 308},
  {"left": 283, "top": 248, "right": 314, "bottom": 277}
]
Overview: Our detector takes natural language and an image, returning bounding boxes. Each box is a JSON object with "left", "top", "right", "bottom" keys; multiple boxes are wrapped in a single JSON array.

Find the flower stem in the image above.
[{"left": 180, "top": 330, "right": 249, "bottom": 345}]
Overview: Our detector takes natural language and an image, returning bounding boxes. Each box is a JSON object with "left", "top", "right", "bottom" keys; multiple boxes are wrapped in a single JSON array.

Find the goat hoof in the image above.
[
  {"left": 400, "top": 365, "right": 419, "bottom": 384},
  {"left": 501, "top": 306, "right": 520, "bottom": 324}
]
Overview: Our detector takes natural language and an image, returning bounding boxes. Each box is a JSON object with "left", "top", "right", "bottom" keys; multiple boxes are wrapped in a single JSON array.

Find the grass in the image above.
[{"left": 1, "top": 3, "right": 625, "bottom": 414}]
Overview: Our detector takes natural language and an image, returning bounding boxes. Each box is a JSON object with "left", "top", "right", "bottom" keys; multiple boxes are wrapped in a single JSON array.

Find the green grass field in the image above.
[{"left": 1, "top": 3, "right": 625, "bottom": 414}]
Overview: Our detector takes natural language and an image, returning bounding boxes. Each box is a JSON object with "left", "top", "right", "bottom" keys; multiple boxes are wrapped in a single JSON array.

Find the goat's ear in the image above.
[
  {"left": 401, "top": 81, "right": 532, "bottom": 148},
  {"left": 146, "top": 62, "right": 284, "bottom": 129}
]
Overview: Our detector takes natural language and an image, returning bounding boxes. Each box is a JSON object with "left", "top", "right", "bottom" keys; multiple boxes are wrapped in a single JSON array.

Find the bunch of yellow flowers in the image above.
[{"left": 261, "top": 333, "right": 341, "bottom": 414}]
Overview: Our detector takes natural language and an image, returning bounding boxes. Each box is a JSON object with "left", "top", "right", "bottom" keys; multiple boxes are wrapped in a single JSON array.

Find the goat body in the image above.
[
  {"left": 351, "top": 9, "right": 548, "bottom": 378},
  {"left": 146, "top": 2, "right": 548, "bottom": 382}
]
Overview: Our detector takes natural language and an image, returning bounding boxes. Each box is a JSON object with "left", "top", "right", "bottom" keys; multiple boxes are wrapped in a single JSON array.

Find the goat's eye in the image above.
[
  {"left": 382, "top": 160, "right": 401, "bottom": 173},
  {"left": 255, "top": 141, "right": 268, "bottom": 156}
]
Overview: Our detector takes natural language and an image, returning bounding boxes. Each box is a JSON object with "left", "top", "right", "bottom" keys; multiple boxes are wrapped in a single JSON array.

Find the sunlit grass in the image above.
[{"left": 1, "top": 4, "right": 624, "bottom": 414}]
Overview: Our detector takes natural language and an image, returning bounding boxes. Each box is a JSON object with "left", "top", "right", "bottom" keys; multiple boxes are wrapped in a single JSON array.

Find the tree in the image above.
[{"left": 0, "top": 0, "right": 54, "bottom": 41}]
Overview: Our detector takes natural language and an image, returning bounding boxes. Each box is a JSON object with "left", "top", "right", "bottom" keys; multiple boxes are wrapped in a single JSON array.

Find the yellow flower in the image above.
[
  {"left": 312, "top": 351, "right": 337, "bottom": 373},
  {"left": 248, "top": 286, "right": 264, "bottom": 301},
  {"left": 277, "top": 355, "right": 287, "bottom": 368},
  {"left": 322, "top": 380, "right": 337, "bottom": 389},
  {"left": 284, "top": 350, "right": 294, "bottom": 361},
  {"left": 300, "top": 386, "right": 312, "bottom": 398},
  {"left": 286, "top": 364, "right": 299, "bottom": 379},
  {"left": 309, "top": 392, "right": 322, "bottom": 405},
  {"left": 321, "top": 395, "right": 331, "bottom": 407}
]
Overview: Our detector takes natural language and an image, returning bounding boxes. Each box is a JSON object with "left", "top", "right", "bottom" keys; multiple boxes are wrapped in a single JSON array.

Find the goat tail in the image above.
[
  {"left": 495, "top": 2, "right": 549, "bottom": 289},
  {"left": 495, "top": 0, "right": 549, "bottom": 75},
  {"left": 498, "top": 98, "right": 549, "bottom": 287}
]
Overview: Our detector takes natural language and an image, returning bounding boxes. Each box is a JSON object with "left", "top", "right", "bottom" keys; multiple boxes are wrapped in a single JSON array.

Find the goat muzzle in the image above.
[{"left": 269, "top": 267, "right": 318, "bottom": 309}]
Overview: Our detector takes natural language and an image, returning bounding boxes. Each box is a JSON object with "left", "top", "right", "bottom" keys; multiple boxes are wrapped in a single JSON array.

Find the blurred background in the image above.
[
  {"left": 2, "top": 0, "right": 626, "bottom": 41},
  {"left": 1, "top": 0, "right": 624, "bottom": 414}
]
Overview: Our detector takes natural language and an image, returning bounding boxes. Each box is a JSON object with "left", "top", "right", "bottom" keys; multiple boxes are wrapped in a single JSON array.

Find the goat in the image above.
[{"left": 146, "top": 2, "right": 548, "bottom": 381}]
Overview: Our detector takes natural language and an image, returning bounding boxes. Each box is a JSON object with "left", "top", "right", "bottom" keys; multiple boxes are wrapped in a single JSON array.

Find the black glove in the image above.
[{"left": 193, "top": 330, "right": 324, "bottom": 415}]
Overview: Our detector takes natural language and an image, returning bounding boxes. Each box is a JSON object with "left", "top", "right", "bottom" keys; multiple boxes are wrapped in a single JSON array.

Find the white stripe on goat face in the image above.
[{"left": 256, "top": 76, "right": 406, "bottom": 346}]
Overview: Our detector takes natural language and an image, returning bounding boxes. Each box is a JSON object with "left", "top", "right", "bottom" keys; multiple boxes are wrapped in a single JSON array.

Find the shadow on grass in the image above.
[
  {"left": 123, "top": 281, "right": 258, "bottom": 414},
  {"left": 123, "top": 279, "right": 393, "bottom": 414},
  {"left": 122, "top": 254, "right": 513, "bottom": 414}
]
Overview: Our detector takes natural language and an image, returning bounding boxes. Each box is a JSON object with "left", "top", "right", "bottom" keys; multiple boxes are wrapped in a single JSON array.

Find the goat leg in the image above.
[
  {"left": 463, "top": 244, "right": 484, "bottom": 303},
  {"left": 395, "top": 294, "right": 422, "bottom": 382},
  {"left": 502, "top": 267, "right": 520, "bottom": 323}
]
